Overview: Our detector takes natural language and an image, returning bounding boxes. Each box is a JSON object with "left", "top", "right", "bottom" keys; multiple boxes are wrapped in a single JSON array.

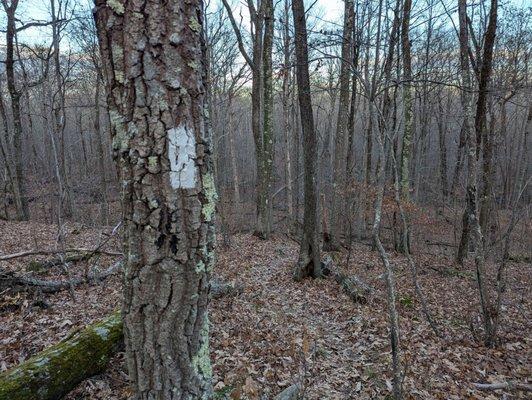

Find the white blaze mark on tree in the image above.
[{"left": 168, "top": 125, "right": 197, "bottom": 189}]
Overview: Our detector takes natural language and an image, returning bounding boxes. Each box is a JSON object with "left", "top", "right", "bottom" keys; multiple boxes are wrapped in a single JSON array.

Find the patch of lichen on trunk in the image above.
[
  {"left": 192, "top": 315, "right": 212, "bottom": 398},
  {"left": 0, "top": 311, "right": 123, "bottom": 400},
  {"left": 202, "top": 172, "right": 218, "bottom": 222}
]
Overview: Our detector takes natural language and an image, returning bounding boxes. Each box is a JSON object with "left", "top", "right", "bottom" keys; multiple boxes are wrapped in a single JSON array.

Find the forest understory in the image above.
[{"left": 1, "top": 207, "right": 529, "bottom": 400}]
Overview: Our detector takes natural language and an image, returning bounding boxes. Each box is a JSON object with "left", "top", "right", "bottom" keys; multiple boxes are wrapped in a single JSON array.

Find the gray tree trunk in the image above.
[
  {"left": 456, "top": 0, "right": 498, "bottom": 346},
  {"left": 330, "top": 0, "right": 354, "bottom": 248},
  {"left": 282, "top": 0, "right": 294, "bottom": 229},
  {"left": 94, "top": 73, "right": 109, "bottom": 225},
  {"left": 50, "top": 0, "right": 74, "bottom": 219},
  {"left": 2, "top": 1, "right": 29, "bottom": 220},
  {"left": 292, "top": 0, "right": 321, "bottom": 281},
  {"left": 400, "top": 0, "right": 413, "bottom": 201}
]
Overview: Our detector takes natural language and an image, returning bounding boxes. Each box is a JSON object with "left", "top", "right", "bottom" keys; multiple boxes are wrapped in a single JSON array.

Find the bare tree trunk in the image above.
[
  {"left": 227, "top": 100, "right": 241, "bottom": 228},
  {"left": 456, "top": 0, "right": 497, "bottom": 346},
  {"left": 292, "top": 0, "right": 321, "bottom": 281},
  {"left": 452, "top": 122, "right": 467, "bottom": 194},
  {"left": 479, "top": 104, "right": 496, "bottom": 238},
  {"left": 2, "top": 1, "right": 29, "bottom": 220},
  {"left": 437, "top": 94, "right": 449, "bottom": 201},
  {"left": 94, "top": 74, "right": 109, "bottom": 225},
  {"left": 221, "top": 0, "right": 275, "bottom": 239},
  {"left": 373, "top": 120, "right": 402, "bottom": 400},
  {"left": 330, "top": 0, "right": 354, "bottom": 248},
  {"left": 94, "top": 0, "right": 216, "bottom": 398},
  {"left": 77, "top": 113, "right": 89, "bottom": 177},
  {"left": 457, "top": 0, "right": 498, "bottom": 271},
  {"left": 400, "top": 0, "right": 413, "bottom": 201},
  {"left": 0, "top": 83, "right": 18, "bottom": 220},
  {"left": 282, "top": 0, "right": 294, "bottom": 230},
  {"left": 346, "top": 4, "right": 360, "bottom": 184},
  {"left": 51, "top": 0, "right": 73, "bottom": 219},
  {"left": 259, "top": 0, "right": 275, "bottom": 239}
]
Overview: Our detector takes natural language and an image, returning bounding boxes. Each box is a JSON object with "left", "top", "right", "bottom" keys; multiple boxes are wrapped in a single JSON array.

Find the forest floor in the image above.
[{"left": 0, "top": 212, "right": 530, "bottom": 399}]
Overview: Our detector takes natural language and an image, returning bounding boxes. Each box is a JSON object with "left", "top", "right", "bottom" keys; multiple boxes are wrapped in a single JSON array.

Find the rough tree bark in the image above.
[
  {"left": 94, "top": 0, "right": 216, "bottom": 398},
  {"left": 292, "top": 0, "right": 321, "bottom": 281}
]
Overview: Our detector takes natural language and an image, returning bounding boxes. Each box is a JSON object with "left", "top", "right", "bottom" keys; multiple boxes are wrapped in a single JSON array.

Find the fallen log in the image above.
[
  {"left": 0, "top": 261, "right": 123, "bottom": 294},
  {"left": 27, "top": 253, "right": 91, "bottom": 271},
  {"left": 0, "top": 248, "right": 123, "bottom": 262},
  {"left": 473, "top": 381, "right": 532, "bottom": 392},
  {"left": 1, "top": 260, "right": 241, "bottom": 299},
  {"left": 211, "top": 280, "right": 243, "bottom": 299},
  {"left": 0, "top": 279, "right": 241, "bottom": 400},
  {"left": 321, "top": 255, "right": 374, "bottom": 304},
  {"left": 333, "top": 270, "right": 374, "bottom": 304},
  {"left": 274, "top": 383, "right": 301, "bottom": 400},
  {"left": 0, "top": 311, "right": 123, "bottom": 400}
]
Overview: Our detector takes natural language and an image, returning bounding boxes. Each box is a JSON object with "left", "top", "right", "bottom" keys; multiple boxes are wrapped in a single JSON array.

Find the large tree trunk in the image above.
[
  {"left": 0, "top": 312, "right": 123, "bottom": 400},
  {"left": 94, "top": 0, "right": 216, "bottom": 398},
  {"left": 292, "top": 0, "right": 321, "bottom": 281}
]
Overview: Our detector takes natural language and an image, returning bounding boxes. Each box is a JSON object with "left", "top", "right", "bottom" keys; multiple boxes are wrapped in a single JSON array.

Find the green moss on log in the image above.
[{"left": 0, "top": 311, "right": 123, "bottom": 400}]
